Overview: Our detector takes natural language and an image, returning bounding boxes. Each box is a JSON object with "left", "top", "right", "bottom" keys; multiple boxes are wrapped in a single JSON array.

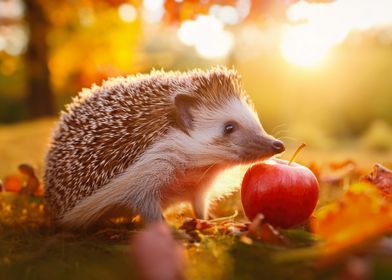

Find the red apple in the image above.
[{"left": 241, "top": 159, "right": 319, "bottom": 228}]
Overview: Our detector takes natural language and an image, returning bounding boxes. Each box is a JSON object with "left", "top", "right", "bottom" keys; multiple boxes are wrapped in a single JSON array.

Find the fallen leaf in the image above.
[
  {"left": 3, "top": 175, "right": 22, "bottom": 193},
  {"left": 18, "top": 163, "right": 42, "bottom": 196},
  {"left": 320, "top": 159, "right": 362, "bottom": 187},
  {"left": 361, "top": 164, "right": 392, "bottom": 200},
  {"left": 179, "top": 218, "right": 214, "bottom": 233},
  {"left": 178, "top": 211, "right": 246, "bottom": 241},
  {"left": 329, "top": 159, "right": 356, "bottom": 171},
  {"left": 311, "top": 183, "right": 392, "bottom": 257},
  {"left": 247, "top": 214, "right": 288, "bottom": 246}
]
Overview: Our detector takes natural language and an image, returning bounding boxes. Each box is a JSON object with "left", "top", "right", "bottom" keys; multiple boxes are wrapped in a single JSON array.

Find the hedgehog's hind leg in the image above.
[
  {"left": 135, "top": 199, "right": 163, "bottom": 224},
  {"left": 59, "top": 157, "right": 176, "bottom": 228},
  {"left": 59, "top": 199, "right": 125, "bottom": 229},
  {"left": 121, "top": 167, "right": 171, "bottom": 224}
]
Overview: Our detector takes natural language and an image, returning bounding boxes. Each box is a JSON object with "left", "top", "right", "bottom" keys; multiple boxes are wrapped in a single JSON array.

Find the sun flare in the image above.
[
  {"left": 280, "top": 0, "right": 392, "bottom": 67},
  {"left": 280, "top": 25, "right": 331, "bottom": 68}
]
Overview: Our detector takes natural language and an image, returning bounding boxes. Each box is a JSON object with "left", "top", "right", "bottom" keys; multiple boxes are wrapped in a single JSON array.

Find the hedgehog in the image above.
[{"left": 44, "top": 67, "right": 285, "bottom": 228}]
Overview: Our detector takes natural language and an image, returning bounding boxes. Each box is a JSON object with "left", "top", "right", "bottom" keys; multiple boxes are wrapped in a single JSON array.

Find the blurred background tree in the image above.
[
  {"left": 24, "top": 0, "right": 53, "bottom": 118},
  {"left": 0, "top": 0, "right": 391, "bottom": 151}
]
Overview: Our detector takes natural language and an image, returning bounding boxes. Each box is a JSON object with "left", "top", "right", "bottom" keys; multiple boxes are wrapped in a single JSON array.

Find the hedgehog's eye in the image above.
[{"left": 224, "top": 122, "right": 236, "bottom": 135}]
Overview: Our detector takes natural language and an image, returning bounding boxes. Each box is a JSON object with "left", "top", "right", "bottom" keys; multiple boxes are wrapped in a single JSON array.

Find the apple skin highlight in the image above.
[{"left": 241, "top": 159, "right": 319, "bottom": 228}]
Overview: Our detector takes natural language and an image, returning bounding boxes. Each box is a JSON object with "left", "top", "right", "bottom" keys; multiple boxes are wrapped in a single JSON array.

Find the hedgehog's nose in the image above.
[{"left": 272, "top": 140, "right": 285, "bottom": 153}]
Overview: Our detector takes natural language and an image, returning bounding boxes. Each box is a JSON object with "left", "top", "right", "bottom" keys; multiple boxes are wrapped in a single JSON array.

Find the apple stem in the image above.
[{"left": 288, "top": 143, "right": 306, "bottom": 165}]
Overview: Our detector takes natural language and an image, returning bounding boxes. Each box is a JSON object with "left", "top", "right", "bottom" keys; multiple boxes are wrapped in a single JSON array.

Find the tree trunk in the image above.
[{"left": 24, "top": 0, "right": 54, "bottom": 118}]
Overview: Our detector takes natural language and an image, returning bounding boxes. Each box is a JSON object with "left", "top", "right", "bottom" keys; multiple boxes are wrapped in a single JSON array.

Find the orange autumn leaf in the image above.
[
  {"left": 329, "top": 159, "right": 356, "bottom": 171},
  {"left": 3, "top": 175, "right": 22, "bottom": 193},
  {"left": 311, "top": 183, "right": 392, "bottom": 255}
]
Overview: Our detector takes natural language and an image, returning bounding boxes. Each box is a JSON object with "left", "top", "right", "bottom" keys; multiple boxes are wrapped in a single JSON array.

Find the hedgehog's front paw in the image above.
[{"left": 192, "top": 194, "right": 208, "bottom": 220}]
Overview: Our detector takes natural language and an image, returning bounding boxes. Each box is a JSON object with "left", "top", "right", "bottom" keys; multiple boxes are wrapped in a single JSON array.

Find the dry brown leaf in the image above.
[
  {"left": 178, "top": 215, "right": 247, "bottom": 241},
  {"left": 247, "top": 214, "right": 288, "bottom": 246},
  {"left": 179, "top": 218, "right": 214, "bottom": 233},
  {"left": 361, "top": 164, "right": 392, "bottom": 200},
  {"left": 18, "top": 163, "right": 42, "bottom": 196}
]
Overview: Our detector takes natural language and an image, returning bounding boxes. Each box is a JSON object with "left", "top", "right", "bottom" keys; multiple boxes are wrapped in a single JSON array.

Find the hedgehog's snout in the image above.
[
  {"left": 260, "top": 135, "right": 285, "bottom": 156},
  {"left": 271, "top": 140, "right": 285, "bottom": 154},
  {"left": 238, "top": 133, "right": 285, "bottom": 162}
]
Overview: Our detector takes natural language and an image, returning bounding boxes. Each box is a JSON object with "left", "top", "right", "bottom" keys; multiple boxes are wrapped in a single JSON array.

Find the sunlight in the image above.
[
  {"left": 208, "top": 165, "right": 247, "bottom": 201},
  {"left": 280, "top": 0, "right": 392, "bottom": 67},
  {"left": 280, "top": 25, "right": 332, "bottom": 67},
  {"left": 177, "top": 15, "right": 233, "bottom": 59}
]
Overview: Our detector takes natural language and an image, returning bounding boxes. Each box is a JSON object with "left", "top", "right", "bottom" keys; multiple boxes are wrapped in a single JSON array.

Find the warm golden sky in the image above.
[{"left": 281, "top": 0, "right": 392, "bottom": 67}]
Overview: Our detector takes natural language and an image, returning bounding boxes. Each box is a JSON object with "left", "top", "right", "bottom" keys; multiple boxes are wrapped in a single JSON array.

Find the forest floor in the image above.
[{"left": 1, "top": 119, "right": 392, "bottom": 279}]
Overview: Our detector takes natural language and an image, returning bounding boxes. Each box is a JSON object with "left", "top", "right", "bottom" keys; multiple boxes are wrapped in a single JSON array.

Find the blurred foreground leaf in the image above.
[{"left": 311, "top": 183, "right": 392, "bottom": 260}]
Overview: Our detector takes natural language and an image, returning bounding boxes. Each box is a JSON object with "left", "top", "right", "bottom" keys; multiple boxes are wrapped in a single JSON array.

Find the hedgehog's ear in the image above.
[{"left": 174, "top": 94, "right": 197, "bottom": 134}]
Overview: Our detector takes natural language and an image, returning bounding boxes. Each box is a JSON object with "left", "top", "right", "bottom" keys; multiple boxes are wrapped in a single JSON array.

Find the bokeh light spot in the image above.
[
  {"left": 118, "top": 4, "right": 137, "bottom": 23},
  {"left": 177, "top": 15, "right": 233, "bottom": 59}
]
